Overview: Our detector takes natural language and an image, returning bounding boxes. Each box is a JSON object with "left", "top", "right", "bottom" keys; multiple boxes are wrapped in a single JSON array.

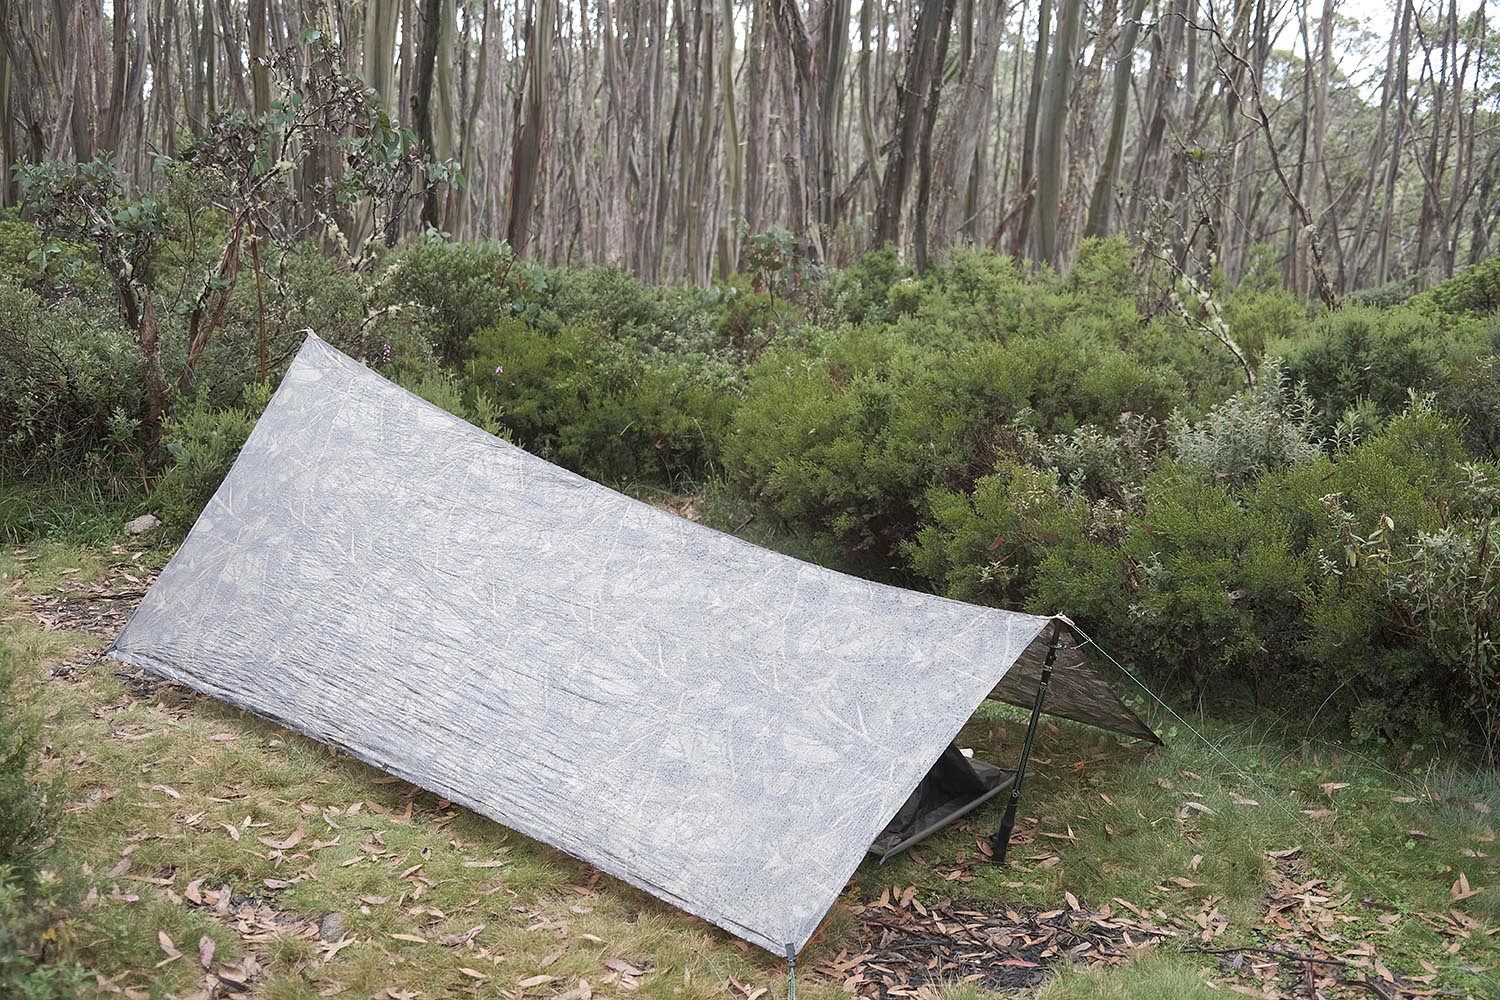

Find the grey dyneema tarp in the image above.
[{"left": 109, "top": 334, "right": 1155, "bottom": 955}]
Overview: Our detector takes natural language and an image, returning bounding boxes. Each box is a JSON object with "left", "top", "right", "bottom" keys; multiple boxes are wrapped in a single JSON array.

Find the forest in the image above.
[
  {"left": 0, "top": 0, "right": 1496, "bottom": 294},
  {"left": 2, "top": 0, "right": 1500, "bottom": 998}
]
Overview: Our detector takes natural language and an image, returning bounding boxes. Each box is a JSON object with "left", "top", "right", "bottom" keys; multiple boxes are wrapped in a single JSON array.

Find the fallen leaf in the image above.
[
  {"left": 519, "top": 974, "right": 557, "bottom": 988},
  {"left": 605, "top": 959, "right": 646, "bottom": 977},
  {"left": 1451, "top": 873, "right": 1484, "bottom": 902},
  {"left": 258, "top": 828, "right": 305, "bottom": 851}
]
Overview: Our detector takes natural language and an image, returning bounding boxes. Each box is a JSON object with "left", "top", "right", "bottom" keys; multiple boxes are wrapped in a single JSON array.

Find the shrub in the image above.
[
  {"left": 382, "top": 239, "right": 538, "bottom": 362},
  {"left": 0, "top": 644, "right": 54, "bottom": 878},
  {"left": 1271, "top": 306, "right": 1497, "bottom": 433},
  {"left": 0, "top": 869, "right": 84, "bottom": 1000},
  {"left": 908, "top": 461, "right": 1090, "bottom": 607},
  {"left": 1450, "top": 354, "right": 1500, "bottom": 458},
  {"left": 0, "top": 643, "right": 78, "bottom": 999},
  {"left": 543, "top": 266, "right": 722, "bottom": 354},
  {"left": 1220, "top": 285, "right": 1308, "bottom": 362},
  {"left": 1427, "top": 253, "right": 1500, "bottom": 314},
  {"left": 1033, "top": 464, "right": 1312, "bottom": 702},
  {"left": 726, "top": 323, "right": 1181, "bottom": 569},
  {"left": 821, "top": 244, "right": 911, "bottom": 325},
  {"left": 465, "top": 319, "right": 735, "bottom": 484},
  {"left": 0, "top": 282, "right": 143, "bottom": 489},
  {"left": 1166, "top": 359, "right": 1321, "bottom": 484},
  {"left": 1058, "top": 236, "right": 1138, "bottom": 300},
  {"left": 151, "top": 382, "right": 274, "bottom": 534},
  {"left": 1020, "top": 413, "right": 1162, "bottom": 506}
]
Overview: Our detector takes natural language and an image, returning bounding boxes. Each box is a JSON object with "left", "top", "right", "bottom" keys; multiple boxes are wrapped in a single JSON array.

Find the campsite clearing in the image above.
[{"left": 4, "top": 541, "right": 1498, "bottom": 999}]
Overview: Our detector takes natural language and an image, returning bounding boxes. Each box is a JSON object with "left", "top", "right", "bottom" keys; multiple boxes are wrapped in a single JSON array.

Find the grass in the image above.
[{"left": 2, "top": 541, "right": 1497, "bottom": 999}]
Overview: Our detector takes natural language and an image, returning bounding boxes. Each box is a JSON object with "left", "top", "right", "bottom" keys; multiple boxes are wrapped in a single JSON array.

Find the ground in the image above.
[{"left": 2, "top": 540, "right": 1498, "bottom": 1000}]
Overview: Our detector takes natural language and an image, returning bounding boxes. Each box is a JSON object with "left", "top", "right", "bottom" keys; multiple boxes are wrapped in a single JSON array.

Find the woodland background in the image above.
[{"left": 1, "top": 0, "right": 1497, "bottom": 297}]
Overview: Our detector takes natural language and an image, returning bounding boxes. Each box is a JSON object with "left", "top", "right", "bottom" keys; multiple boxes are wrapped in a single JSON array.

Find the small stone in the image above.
[
  {"left": 318, "top": 912, "right": 345, "bottom": 942},
  {"left": 125, "top": 514, "right": 161, "bottom": 535}
]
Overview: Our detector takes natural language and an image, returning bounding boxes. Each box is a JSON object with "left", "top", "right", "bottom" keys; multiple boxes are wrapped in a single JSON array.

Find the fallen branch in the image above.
[{"left": 1186, "top": 944, "right": 1349, "bottom": 967}]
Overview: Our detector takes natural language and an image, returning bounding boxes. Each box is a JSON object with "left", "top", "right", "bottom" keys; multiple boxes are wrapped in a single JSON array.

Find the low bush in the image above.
[
  {"left": 0, "top": 282, "right": 143, "bottom": 489},
  {"left": 0, "top": 643, "right": 82, "bottom": 999},
  {"left": 1427, "top": 253, "right": 1500, "bottom": 314},
  {"left": 726, "top": 321, "right": 1181, "bottom": 568},
  {"left": 381, "top": 238, "right": 540, "bottom": 363},
  {"left": 1271, "top": 305, "right": 1498, "bottom": 436},
  {"left": 465, "top": 319, "right": 736, "bottom": 485},
  {"left": 1166, "top": 359, "right": 1321, "bottom": 484},
  {"left": 0, "top": 646, "right": 54, "bottom": 877},
  {"left": 150, "top": 382, "right": 274, "bottom": 535}
]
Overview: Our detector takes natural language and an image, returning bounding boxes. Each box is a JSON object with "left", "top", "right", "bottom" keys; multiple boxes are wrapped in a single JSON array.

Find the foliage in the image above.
[
  {"left": 465, "top": 319, "right": 734, "bottom": 484},
  {"left": 0, "top": 870, "right": 83, "bottom": 1000},
  {"left": 381, "top": 239, "right": 543, "bottom": 363},
  {"left": 1271, "top": 306, "right": 1498, "bottom": 436},
  {"left": 0, "top": 282, "right": 143, "bottom": 489},
  {"left": 725, "top": 316, "right": 1180, "bottom": 567},
  {"left": 1166, "top": 359, "right": 1322, "bottom": 484},
  {"left": 0, "top": 643, "right": 55, "bottom": 878},
  {"left": 11, "top": 230, "right": 1500, "bottom": 755},
  {"left": 150, "top": 383, "right": 275, "bottom": 535},
  {"left": 908, "top": 461, "right": 1090, "bottom": 607},
  {"left": 1427, "top": 254, "right": 1500, "bottom": 314}
]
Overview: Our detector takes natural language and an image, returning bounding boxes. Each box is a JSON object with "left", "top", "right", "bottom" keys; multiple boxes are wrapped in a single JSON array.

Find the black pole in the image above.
[{"left": 989, "top": 620, "right": 1062, "bottom": 863}]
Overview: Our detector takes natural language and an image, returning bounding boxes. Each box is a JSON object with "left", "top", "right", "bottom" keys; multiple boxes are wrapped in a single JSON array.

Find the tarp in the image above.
[{"left": 109, "top": 334, "right": 1156, "bottom": 956}]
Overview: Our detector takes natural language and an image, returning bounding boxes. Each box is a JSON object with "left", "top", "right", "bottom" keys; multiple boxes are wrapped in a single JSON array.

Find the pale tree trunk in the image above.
[
  {"left": 1009, "top": 0, "right": 1051, "bottom": 257},
  {"left": 1084, "top": 0, "right": 1148, "bottom": 239},
  {"left": 506, "top": 0, "right": 555, "bottom": 253},
  {"left": 873, "top": 0, "right": 952, "bottom": 249},
  {"left": 930, "top": 0, "right": 1004, "bottom": 253},
  {"left": 1034, "top": 0, "right": 1083, "bottom": 266}
]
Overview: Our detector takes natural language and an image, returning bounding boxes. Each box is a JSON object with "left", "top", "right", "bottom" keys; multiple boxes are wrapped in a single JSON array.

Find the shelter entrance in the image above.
[{"left": 869, "top": 744, "right": 1017, "bottom": 862}]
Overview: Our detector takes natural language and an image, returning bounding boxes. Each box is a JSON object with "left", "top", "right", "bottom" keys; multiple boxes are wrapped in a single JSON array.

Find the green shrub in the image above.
[
  {"left": 1450, "top": 354, "right": 1500, "bottom": 458},
  {"left": 151, "top": 382, "right": 274, "bottom": 534},
  {"left": 1058, "top": 236, "right": 1138, "bottom": 300},
  {"left": 908, "top": 461, "right": 1090, "bottom": 607},
  {"left": 0, "top": 644, "right": 78, "bottom": 998},
  {"left": 0, "top": 645, "right": 54, "bottom": 878},
  {"left": 1427, "top": 254, "right": 1500, "bottom": 314},
  {"left": 821, "top": 244, "right": 911, "bottom": 325},
  {"left": 1271, "top": 306, "right": 1496, "bottom": 433},
  {"left": 0, "top": 869, "right": 83, "bottom": 1000},
  {"left": 1020, "top": 413, "right": 1162, "bottom": 506},
  {"left": 1034, "top": 463, "right": 1311, "bottom": 702},
  {"left": 0, "top": 282, "right": 143, "bottom": 489},
  {"left": 382, "top": 239, "right": 538, "bottom": 362},
  {"left": 465, "top": 319, "right": 735, "bottom": 484},
  {"left": 1166, "top": 359, "right": 1321, "bottom": 484},
  {"left": 1220, "top": 285, "right": 1308, "bottom": 362},
  {"left": 726, "top": 323, "right": 1181, "bottom": 568}
]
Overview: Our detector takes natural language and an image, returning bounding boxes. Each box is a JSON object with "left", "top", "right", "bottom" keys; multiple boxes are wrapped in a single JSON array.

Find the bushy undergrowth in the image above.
[
  {"left": 0, "top": 640, "right": 80, "bottom": 999},
  {"left": 4, "top": 211, "right": 1500, "bottom": 758}
]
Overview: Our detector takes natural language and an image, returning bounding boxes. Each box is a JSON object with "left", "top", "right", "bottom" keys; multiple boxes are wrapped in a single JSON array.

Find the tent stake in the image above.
[{"left": 989, "top": 620, "right": 1062, "bottom": 863}]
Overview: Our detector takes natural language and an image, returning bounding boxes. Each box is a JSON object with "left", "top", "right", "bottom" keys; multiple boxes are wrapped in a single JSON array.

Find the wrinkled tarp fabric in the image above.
[{"left": 109, "top": 335, "right": 1156, "bottom": 955}]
